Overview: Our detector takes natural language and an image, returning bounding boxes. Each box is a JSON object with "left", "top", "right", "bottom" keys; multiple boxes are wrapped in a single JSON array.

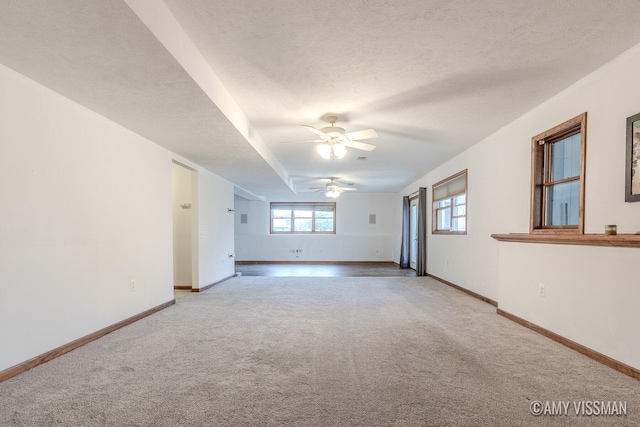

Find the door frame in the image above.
[{"left": 409, "top": 195, "right": 419, "bottom": 270}]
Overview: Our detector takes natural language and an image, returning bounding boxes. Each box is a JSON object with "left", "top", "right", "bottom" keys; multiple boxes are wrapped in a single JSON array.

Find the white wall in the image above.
[
  {"left": 397, "top": 42, "right": 640, "bottom": 370},
  {"left": 235, "top": 192, "right": 398, "bottom": 262},
  {"left": 0, "top": 63, "right": 235, "bottom": 372},
  {"left": 193, "top": 167, "right": 235, "bottom": 288}
]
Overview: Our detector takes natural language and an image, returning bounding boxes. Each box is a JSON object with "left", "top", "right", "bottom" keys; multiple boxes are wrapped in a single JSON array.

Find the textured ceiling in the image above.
[
  {"left": 3, "top": 1, "right": 640, "bottom": 199},
  {"left": 0, "top": 0, "right": 290, "bottom": 198}
]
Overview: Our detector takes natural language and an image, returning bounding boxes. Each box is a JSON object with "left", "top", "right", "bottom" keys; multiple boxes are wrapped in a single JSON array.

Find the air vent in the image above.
[{"left": 357, "top": 156, "right": 367, "bottom": 161}]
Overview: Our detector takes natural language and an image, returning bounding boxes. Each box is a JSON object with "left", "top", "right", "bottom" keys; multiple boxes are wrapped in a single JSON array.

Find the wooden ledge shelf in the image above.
[{"left": 491, "top": 233, "right": 640, "bottom": 248}]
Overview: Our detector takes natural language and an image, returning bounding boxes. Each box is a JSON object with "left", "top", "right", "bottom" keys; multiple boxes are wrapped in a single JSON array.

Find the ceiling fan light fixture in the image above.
[
  {"left": 286, "top": 117, "right": 378, "bottom": 157},
  {"left": 317, "top": 143, "right": 332, "bottom": 159},
  {"left": 325, "top": 189, "right": 341, "bottom": 198},
  {"left": 317, "top": 142, "right": 346, "bottom": 159},
  {"left": 333, "top": 142, "right": 347, "bottom": 159}
]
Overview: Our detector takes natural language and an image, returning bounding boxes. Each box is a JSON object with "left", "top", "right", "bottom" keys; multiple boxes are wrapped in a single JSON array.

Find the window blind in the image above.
[{"left": 433, "top": 172, "right": 466, "bottom": 201}]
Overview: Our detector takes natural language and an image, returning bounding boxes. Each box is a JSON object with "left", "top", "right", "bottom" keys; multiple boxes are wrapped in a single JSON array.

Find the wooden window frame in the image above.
[
  {"left": 432, "top": 169, "right": 467, "bottom": 235},
  {"left": 529, "top": 113, "right": 587, "bottom": 234},
  {"left": 270, "top": 202, "right": 336, "bottom": 234}
]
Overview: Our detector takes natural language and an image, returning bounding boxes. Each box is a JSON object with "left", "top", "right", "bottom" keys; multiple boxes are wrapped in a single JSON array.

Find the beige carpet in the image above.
[{"left": 1, "top": 276, "right": 638, "bottom": 426}]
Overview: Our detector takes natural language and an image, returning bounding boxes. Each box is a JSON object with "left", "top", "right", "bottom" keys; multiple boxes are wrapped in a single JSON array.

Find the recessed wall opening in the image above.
[{"left": 172, "top": 161, "right": 198, "bottom": 290}]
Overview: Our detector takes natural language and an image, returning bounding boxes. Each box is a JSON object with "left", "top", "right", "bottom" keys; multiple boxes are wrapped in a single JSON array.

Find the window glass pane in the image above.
[
  {"left": 294, "top": 210, "right": 312, "bottom": 218},
  {"left": 435, "top": 195, "right": 466, "bottom": 232},
  {"left": 454, "top": 194, "right": 466, "bottom": 205},
  {"left": 551, "top": 133, "right": 581, "bottom": 181},
  {"left": 437, "top": 208, "right": 450, "bottom": 230},
  {"left": 315, "top": 211, "right": 332, "bottom": 219},
  {"left": 272, "top": 209, "right": 291, "bottom": 218},
  {"left": 272, "top": 218, "right": 291, "bottom": 231},
  {"left": 545, "top": 180, "right": 580, "bottom": 226},
  {"left": 314, "top": 218, "right": 334, "bottom": 231},
  {"left": 294, "top": 218, "right": 312, "bottom": 232},
  {"left": 436, "top": 199, "right": 451, "bottom": 208},
  {"left": 452, "top": 217, "right": 466, "bottom": 232}
]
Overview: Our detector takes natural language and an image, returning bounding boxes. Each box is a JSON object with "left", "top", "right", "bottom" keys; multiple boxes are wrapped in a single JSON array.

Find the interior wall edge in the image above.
[
  {"left": 427, "top": 274, "right": 498, "bottom": 307},
  {"left": 0, "top": 300, "right": 175, "bottom": 384},
  {"left": 191, "top": 274, "right": 235, "bottom": 292},
  {"left": 497, "top": 308, "right": 640, "bottom": 382}
]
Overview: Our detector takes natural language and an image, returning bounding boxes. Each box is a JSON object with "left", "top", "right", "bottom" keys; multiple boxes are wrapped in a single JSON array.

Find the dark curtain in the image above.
[
  {"left": 416, "top": 187, "right": 428, "bottom": 276},
  {"left": 399, "top": 195, "right": 410, "bottom": 268}
]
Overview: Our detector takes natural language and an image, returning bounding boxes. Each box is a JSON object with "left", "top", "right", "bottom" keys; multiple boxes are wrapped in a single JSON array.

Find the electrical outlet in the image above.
[
  {"left": 539, "top": 283, "right": 545, "bottom": 297},
  {"left": 130, "top": 280, "right": 136, "bottom": 292}
]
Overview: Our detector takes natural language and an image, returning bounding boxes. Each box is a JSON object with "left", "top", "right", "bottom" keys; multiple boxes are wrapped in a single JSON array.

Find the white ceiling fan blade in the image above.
[
  {"left": 302, "top": 125, "right": 329, "bottom": 138},
  {"left": 342, "top": 128, "right": 378, "bottom": 140},
  {"left": 343, "top": 140, "right": 377, "bottom": 151},
  {"left": 280, "top": 139, "right": 325, "bottom": 144},
  {"left": 340, "top": 188, "right": 358, "bottom": 191}
]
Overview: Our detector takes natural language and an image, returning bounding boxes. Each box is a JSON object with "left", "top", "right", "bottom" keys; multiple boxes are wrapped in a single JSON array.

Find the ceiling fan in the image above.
[
  {"left": 282, "top": 115, "right": 378, "bottom": 159},
  {"left": 308, "top": 177, "right": 357, "bottom": 198}
]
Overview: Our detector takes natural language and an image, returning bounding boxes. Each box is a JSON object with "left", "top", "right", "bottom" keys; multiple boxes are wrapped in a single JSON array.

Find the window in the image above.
[
  {"left": 530, "top": 113, "right": 587, "bottom": 233},
  {"left": 270, "top": 202, "right": 336, "bottom": 234},
  {"left": 432, "top": 170, "right": 467, "bottom": 234}
]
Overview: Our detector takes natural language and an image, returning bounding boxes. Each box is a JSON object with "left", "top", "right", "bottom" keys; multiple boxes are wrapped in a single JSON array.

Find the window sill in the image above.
[{"left": 491, "top": 233, "right": 640, "bottom": 248}]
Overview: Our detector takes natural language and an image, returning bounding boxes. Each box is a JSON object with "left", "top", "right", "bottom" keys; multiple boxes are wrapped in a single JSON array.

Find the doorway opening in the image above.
[
  {"left": 172, "top": 161, "right": 198, "bottom": 291},
  {"left": 409, "top": 196, "right": 418, "bottom": 270}
]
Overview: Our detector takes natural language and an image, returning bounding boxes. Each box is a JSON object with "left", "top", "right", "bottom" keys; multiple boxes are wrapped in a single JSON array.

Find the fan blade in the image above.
[
  {"left": 342, "top": 128, "right": 378, "bottom": 140},
  {"left": 302, "top": 125, "right": 329, "bottom": 138},
  {"left": 343, "top": 140, "right": 377, "bottom": 151},
  {"left": 340, "top": 188, "right": 358, "bottom": 191},
  {"left": 280, "top": 139, "right": 325, "bottom": 144}
]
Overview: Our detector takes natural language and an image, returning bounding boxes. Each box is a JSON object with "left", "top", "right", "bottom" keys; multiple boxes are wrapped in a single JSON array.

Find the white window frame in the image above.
[
  {"left": 432, "top": 170, "right": 467, "bottom": 235},
  {"left": 270, "top": 202, "right": 336, "bottom": 234}
]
